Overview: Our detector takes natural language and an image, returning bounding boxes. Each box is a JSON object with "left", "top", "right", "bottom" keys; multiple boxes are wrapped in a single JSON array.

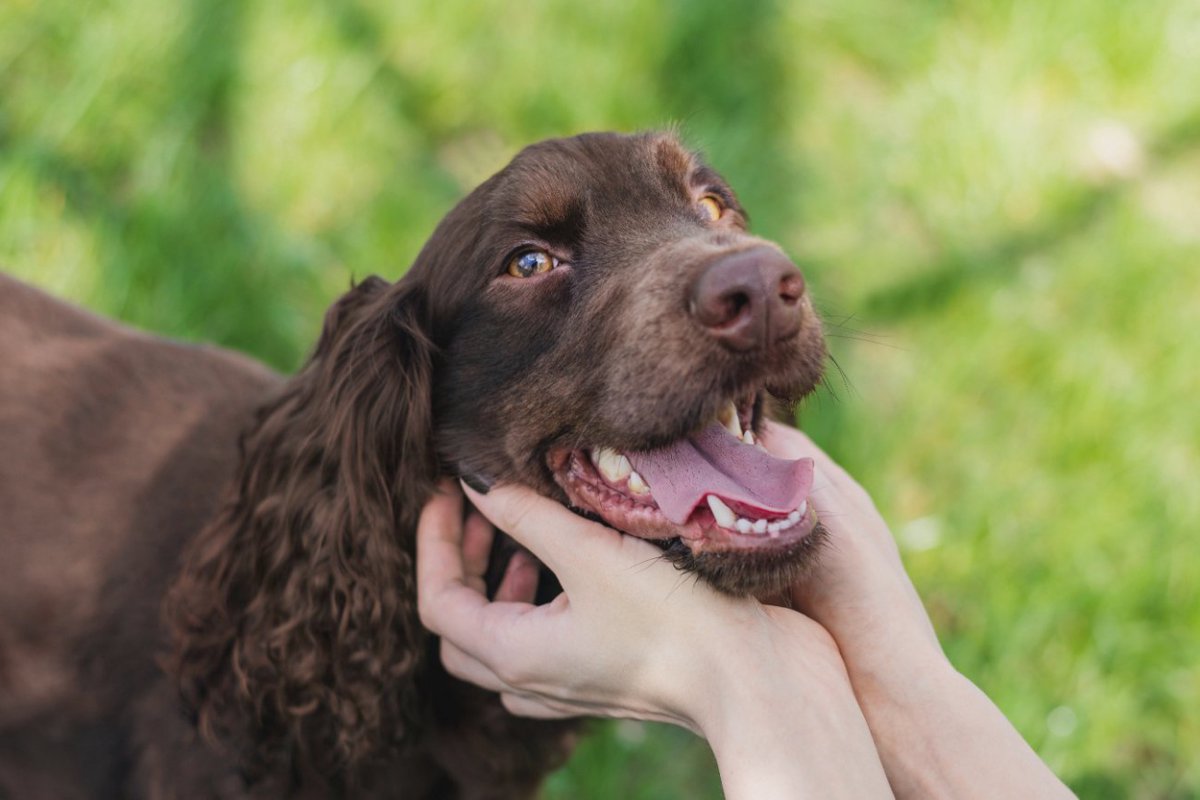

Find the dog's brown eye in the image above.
[
  {"left": 506, "top": 249, "right": 556, "bottom": 278},
  {"left": 698, "top": 196, "right": 723, "bottom": 222}
]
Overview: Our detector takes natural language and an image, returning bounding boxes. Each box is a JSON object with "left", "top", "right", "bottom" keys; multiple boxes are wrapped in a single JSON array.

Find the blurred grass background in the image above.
[{"left": 2, "top": 0, "right": 1198, "bottom": 796}]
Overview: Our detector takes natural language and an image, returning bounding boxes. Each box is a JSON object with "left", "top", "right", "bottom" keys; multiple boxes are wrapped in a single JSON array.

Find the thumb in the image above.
[{"left": 462, "top": 481, "right": 653, "bottom": 586}]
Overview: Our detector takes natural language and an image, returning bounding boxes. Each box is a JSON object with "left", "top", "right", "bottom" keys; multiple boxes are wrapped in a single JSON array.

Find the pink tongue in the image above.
[{"left": 626, "top": 423, "right": 814, "bottom": 524}]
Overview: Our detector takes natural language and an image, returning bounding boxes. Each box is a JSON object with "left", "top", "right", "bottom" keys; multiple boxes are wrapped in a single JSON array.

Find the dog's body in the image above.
[
  {"left": 0, "top": 280, "right": 276, "bottom": 796},
  {"left": 0, "top": 132, "right": 825, "bottom": 798},
  {"left": 0, "top": 278, "right": 569, "bottom": 799}
]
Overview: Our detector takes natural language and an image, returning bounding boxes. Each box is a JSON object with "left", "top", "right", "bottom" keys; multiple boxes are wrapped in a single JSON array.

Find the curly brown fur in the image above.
[{"left": 164, "top": 277, "right": 437, "bottom": 778}]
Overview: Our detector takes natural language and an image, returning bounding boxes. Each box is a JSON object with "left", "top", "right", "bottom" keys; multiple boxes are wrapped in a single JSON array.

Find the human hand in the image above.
[
  {"left": 757, "top": 420, "right": 944, "bottom": 682},
  {"left": 760, "top": 421, "right": 1074, "bottom": 799},
  {"left": 416, "top": 480, "right": 893, "bottom": 799},
  {"left": 416, "top": 478, "right": 842, "bottom": 731}
]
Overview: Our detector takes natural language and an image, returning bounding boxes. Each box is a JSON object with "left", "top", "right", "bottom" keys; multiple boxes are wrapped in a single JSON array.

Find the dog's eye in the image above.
[
  {"left": 506, "top": 249, "right": 557, "bottom": 278},
  {"left": 698, "top": 195, "right": 723, "bottom": 222}
]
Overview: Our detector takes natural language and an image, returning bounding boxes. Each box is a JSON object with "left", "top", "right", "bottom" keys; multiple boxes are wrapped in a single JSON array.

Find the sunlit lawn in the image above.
[{"left": 2, "top": 1, "right": 1198, "bottom": 796}]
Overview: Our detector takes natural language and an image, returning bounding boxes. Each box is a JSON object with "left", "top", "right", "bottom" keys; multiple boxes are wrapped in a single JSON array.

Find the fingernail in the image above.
[{"left": 461, "top": 473, "right": 493, "bottom": 495}]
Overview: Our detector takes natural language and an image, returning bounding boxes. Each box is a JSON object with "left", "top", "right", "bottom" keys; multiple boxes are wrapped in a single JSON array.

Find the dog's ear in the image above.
[{"left": 164, "top": 275, "right": 437, "bottom": 776}]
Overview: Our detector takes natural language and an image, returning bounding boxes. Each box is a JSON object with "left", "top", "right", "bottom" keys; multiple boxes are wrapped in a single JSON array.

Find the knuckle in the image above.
[
  {"left": 416, "top": 594, "right": 440, "bottom": 632},
  {"left": 499, "top": 692, "right": 523, "bottom": 714},
  {"left": 492, "top": 659, "right": 531, "bottom": 688},
  {"left": 439, "top": 642, "right": 470, "bottom": 678}
]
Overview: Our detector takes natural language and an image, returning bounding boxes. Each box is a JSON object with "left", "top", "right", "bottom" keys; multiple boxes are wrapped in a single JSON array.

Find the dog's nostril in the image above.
[
  {"left": 718, "top": 291, "right": 751, "bottom": 326},
  {"left": 779, "top": 273, "right": 805, "bottom": 306}
]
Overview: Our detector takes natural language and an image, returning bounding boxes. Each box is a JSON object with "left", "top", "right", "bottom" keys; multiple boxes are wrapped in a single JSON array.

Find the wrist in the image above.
[
  {"left": 686, "top": 605, "right": 844, "bottom": 734},
  {"left": 848, "top": 654, "right": 1075, "bottom": 800},
  {"left": 847, "top": 648, "right": 967, "bottom": 795},
  {"left": 692, "top": 611, "right": 892, "bottom": 799}
]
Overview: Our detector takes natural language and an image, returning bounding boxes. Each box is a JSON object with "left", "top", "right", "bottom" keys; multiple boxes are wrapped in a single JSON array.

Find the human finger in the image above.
[
  {"left": 416, "top": 480, "right": 470, "bottom": 617},
  {"left": 494, "top": 548, "right": 541, "bottom": 603},
  {"left": 500, "top": 692, "right": 578, "bottom": 720},
  {"left": 462, "top": 481, "right": 622, "bottom": 583},
  {"left": 439, "top": 638, "right": 509, "bottom": 693},
  {"left": 416, "top": 482, "right": 538, "bottom": 651},
  {"left": 461, "top": 512, "right": 495, "bottom": 594}
]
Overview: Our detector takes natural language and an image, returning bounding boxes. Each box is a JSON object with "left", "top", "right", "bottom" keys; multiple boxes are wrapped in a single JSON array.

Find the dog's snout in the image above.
[{"left": 689, "top": 247, "right": 806, "bottom": 351}]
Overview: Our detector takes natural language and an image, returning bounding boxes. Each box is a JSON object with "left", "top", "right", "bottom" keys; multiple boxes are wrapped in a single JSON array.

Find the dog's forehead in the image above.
[{"left": 498, "top": 133, "right": 705, "bottom": 225}]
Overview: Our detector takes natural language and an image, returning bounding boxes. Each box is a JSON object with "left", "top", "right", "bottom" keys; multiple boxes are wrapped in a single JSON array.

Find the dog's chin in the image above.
[
  {"left": 660, "top": 523, "right": 828, "bottom": 597},
  {"left": 546, "top": 393, "right": 824, "bottom": 597}
]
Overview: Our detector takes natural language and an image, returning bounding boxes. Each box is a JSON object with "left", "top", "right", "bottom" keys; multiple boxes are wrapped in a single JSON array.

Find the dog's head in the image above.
[
  {"left": 411, "top": 131, "right": 826, "bottom": 595},
  {"left": 168, "top": 131, "right": 826, "bottom": 774}
]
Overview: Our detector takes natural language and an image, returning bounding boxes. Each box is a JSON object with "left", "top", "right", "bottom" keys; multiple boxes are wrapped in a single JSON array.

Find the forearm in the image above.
[
  {"left": 709, "top": 693, "right": 893, "bottom": 800},
  {"left": 853, "top": 656, "right": 1076, "bottom": 800}
]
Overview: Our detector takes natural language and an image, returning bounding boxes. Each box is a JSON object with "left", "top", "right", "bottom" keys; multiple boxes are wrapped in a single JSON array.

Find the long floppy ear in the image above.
[{"left": 164, "top": 275, "right": 437, "bottom": 777}]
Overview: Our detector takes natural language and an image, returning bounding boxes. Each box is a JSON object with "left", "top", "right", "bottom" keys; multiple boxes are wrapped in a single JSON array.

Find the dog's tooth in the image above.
[
  {"left": 593, "top": 448, "right": 610, "bottom": 478},
  {"left": 788, "top": 509, "right": 802, "bottom": 523},
  {"left": 753, "top": 519, "right": 768, "bottom": 534},
  {"left": 717, "top": 401, "right": 742, "bottom": 438},
  {"left": 796, "top": 500, "right": 808, "bottom": 518},
  {"left": 706, "top": 495, "right": 737, "bottom": 529},
  {"left": 736, "top": 518, "right": 753, "bottom": 534},
  {"left": 595, "top": 447, "right": 632, "bottom": 482},
  {"left": 627, "top": 470, "right": 651, "bottom": 495},
  {"left": 597, "top": 448, "right": 630, "bottom": 482},
  {"left": 741, "top": 430, "right": 756, "bottom": 446},
  {"left": 767, "top": 521, "right": 781, "bottom": 534},
  {"left": 615, "top": 454, "right": 632, "bottom": 479}
]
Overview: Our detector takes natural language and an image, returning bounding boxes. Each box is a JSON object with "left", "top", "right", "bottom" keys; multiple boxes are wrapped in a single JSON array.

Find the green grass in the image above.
[{"left": 3, "top": 0, "right": 1198, "bottom": 796}]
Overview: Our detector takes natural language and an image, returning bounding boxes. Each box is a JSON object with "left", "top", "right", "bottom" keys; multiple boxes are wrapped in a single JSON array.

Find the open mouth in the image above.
[{"left": 550, "top": 394, "right": 818, "bottom": 556}]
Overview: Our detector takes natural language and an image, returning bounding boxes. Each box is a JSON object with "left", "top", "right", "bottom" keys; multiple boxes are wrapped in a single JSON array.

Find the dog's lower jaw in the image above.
[
  {"left": 546, "top": 450, "right": 826, "bottom": 597},
  {"left": 661, "top": 523, "right": 829, "bottom": 597}
]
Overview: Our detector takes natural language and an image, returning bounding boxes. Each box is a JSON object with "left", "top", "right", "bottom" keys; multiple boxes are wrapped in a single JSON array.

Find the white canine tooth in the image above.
[
  {"left": 706, "top": 495, "right": 737, "bottom": 529},
  {"left": 736, "top": 518, "right": 753, "bottom": 534},
  {"left": 753, "top": 519, "right": 768, "bottom": 534},
  {"left": 594, "top": 447, "right": 632, "bottom": 482},
  {"left": 741, "top": 429, "right": 756, "bottom": 445},
  {"left": 627, "top": 470, "right": 651, "bottom": 495},
  {"left": 797, "top": 500, "right": 808, "bottom": 518},
  {"left": 788, "top": 510, "right": 802, "bottom": 523},
  {"left": 616, "top": 454, "right": 632, "bottom": 478},
  {"left": 718, "top": 400, "right": 742, "bottom": 438}
]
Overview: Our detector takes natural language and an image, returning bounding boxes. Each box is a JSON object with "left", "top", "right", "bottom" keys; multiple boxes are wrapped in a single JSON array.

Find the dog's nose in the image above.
[{"left": 689, "top": 247, "right": 806, "bottom": 351}]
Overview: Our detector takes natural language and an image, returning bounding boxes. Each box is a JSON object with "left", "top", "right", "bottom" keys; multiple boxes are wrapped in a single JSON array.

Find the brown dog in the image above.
[{"left": 0, "top": 131, "right": 826, "bottom": 798}]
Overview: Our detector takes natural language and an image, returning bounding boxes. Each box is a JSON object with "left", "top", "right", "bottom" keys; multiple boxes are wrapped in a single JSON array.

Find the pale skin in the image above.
[{"left": 416, "top": 421, "right": 1076, "bottom": 800}]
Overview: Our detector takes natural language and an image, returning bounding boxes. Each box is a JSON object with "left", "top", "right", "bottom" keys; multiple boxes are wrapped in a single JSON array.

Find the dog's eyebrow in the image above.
[
  {"left": 689, "top": 165, "right": 726, "bottom": 193},
  {"left": 652, "top": 138, "right": 699, "bottom": 198},
  {"left": 511, "top": 192, "right": 588, "bottom": 244},
  {"left": 655, "top": 138, "right": 695, "bottom": 174}
]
